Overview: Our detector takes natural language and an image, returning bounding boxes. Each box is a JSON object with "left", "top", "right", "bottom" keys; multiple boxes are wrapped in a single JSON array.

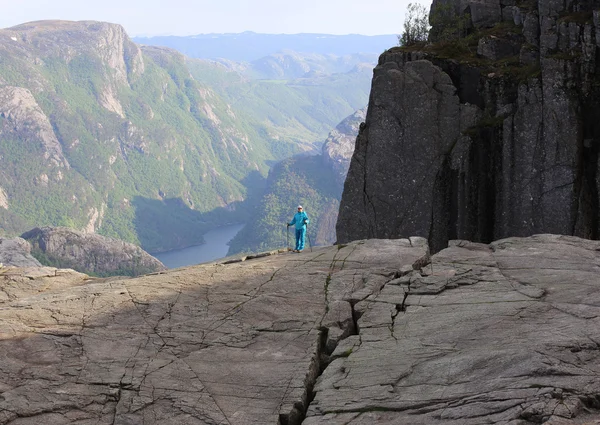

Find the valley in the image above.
[{"left": 0, "top": 23, "right": 384, "bottom": 258}]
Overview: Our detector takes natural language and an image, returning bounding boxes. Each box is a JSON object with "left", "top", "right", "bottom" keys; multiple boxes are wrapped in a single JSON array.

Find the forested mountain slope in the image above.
[
  {"left": 0, "top": 20, "right": 373, "bottom": 253},
  {"left": 228, "top": 108, "right": 366, "bottom": 254}
]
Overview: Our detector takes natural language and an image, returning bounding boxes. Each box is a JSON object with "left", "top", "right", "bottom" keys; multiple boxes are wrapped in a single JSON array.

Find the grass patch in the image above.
[
  {"left": 558, "top": 11, "right": 594, "bottom": 24},
  {"left": 463, "top": 113, "right": 506, "bottom": 137},
  {"left": 395, "top": 21, "right": 545, "bottom": 83},
  {"left": 548, "top": 50, "right": 582, "bottom": 61},
  {"left": 397, "top": 21, "right": 523, "bottom": 65}
]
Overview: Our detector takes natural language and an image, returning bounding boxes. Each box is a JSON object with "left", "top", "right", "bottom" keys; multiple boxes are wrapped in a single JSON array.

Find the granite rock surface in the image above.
[
  {"left": 1, "top": 235, "right": 599, "bottom": 424},
  {"left": 337, "top": 0, "right": 600, "bottom": 252},
  {"left": 0, "top": 237, "right": 42, "bottom": 268},
  {"left": 21, "top": 226, "right": 166, "bottom": 276},
  {"left": 306, "top": 234, "right": 600, "bottom": 424}
]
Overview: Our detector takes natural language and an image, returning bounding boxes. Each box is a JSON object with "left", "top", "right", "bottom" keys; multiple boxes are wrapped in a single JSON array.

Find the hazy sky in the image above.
[{"left": 0, "top": 0, "right": 421, "bottom": 36}]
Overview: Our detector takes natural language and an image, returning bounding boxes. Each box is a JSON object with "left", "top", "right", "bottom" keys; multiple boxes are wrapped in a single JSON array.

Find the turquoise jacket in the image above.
[{"left": 289, "top": 211, "right": 309, "bottom": 230}]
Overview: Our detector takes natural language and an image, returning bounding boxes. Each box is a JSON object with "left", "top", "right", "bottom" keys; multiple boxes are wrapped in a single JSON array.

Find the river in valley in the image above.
[{"left": 152, "top": 223, "right": 245, "bottom": 269}]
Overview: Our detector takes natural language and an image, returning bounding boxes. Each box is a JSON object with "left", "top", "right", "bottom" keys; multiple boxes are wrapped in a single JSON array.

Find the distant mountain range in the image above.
[
  {"left": 133, "top": 32, "right": 398, "bottom": 62},
  {"left": 214, "top": 50, "right": 379, "bottom": 80}
]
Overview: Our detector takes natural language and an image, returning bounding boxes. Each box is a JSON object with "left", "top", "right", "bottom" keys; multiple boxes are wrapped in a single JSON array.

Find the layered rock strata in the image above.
[
  {"left": 0, "top": 235, "right": 599, "bottom": 424},
  {"left": 337, "top": 0, "right": 600, "bottom": 252}
]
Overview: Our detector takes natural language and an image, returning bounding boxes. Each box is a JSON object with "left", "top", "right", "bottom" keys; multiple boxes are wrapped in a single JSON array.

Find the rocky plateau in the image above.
[{"left": 1, "top": 234, "right": 599, "bottom": 424}]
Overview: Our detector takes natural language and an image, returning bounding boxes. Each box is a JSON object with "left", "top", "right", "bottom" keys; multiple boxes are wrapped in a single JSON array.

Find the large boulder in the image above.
[{"left": 21, "top": 226, "right": 165, "bottom": 276}]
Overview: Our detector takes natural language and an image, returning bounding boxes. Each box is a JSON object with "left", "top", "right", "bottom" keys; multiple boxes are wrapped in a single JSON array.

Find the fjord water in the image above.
[{"left": 153, "top": 223, "right": 245, "bottom": 269}]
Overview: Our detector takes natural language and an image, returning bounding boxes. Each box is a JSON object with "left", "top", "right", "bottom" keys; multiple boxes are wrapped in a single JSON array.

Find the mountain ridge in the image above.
[{"left": 133, "top": 32, "right": 397, "bottom": 62}]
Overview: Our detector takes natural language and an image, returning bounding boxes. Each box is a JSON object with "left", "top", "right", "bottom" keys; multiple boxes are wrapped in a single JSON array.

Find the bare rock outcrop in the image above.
[
  {"left": 0, "top": 187, "right": 8, "bottom": 209},
  {"left": 0, "top": 237, "right": 41, "bottom": 267},
  {"left": 1, "top": 235, "right": 599, "bottom": 424},
  {"left": 0, "top": 86, "right": 69, "bottom": 168},
  {"left": 21, "top": 226, "right": 165, "bottom": 276},
  {"left": 322, "top": 107, "right": 367, "bottom": 187},
  {"left": 337, "top": 0, "right": 600, "bottom": 252},
  {"left": 306, "top": 234, "right": 600, "bottom": 424},
  {"left": 5, "top": 20, "right": 145, "bottom": 85}
]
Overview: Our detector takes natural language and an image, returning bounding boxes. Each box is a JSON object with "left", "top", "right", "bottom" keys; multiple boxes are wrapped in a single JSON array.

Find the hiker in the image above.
[{"left": 287, "top": 205, "right": 309, "bottom": 252}]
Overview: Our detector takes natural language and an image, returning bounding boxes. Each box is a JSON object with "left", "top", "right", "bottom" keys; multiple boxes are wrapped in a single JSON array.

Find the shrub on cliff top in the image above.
[{"left": 399, "top": 3, "right": 430, "bottom": 46}]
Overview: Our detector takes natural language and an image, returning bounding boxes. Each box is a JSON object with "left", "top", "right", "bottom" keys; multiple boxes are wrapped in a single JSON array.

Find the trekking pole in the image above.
[
  {"left": 306, "top": 225, "right": 313, "bottom": 252},
  {"left": 286, "top": 225, "right": 290, "bottom": 251}
]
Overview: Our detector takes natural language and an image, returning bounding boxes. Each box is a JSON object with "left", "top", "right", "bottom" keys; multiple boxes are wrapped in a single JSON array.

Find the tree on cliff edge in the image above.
[{"left": 399, "top": 3, "right": 430, "bottom": 46}]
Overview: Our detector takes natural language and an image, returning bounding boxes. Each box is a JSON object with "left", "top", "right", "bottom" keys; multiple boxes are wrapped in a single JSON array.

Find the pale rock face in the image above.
[
  {"left": 84, "top": 204, "right": 105, "bottom": 234},
  {"left": 4, "top": 21, "right": 145, "bottom": 84},
  {"left": 322, "top": 107, "right": 367, "bottom": 186},
  {"left": 0, "top": 237, "right": 41, "bottom": 267},
  {"left": 36, "top": 174, "right": 49, "bottom": 186},
  {"left": 21, "top": 226, "right": 165, "bottom": 276},
  {"left": 98, "top": 84, "right": 124, "bottom": 117},
  {"left": 0, "top": 86, "right": 69, "bottom": 169},
  {"left": 0, "top": 187, "right": 8, "bottom": 209},
  {"left": 202, "top": 102, "right": 221, "bottom": 125}
]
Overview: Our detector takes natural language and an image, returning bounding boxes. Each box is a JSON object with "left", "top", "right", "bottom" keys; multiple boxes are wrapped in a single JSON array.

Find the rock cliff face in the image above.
[
  {"left": 21, "top": 227, "right": 165, "bottom": 276},
  {"left": 1, "top": 235, "right": 599, "bottom": 424},
  {"left": 322, "top": 107, "right": 367, "bottom": 187},
  {"left": 337, "top": 0, "right": 600, "bottom": 252}
]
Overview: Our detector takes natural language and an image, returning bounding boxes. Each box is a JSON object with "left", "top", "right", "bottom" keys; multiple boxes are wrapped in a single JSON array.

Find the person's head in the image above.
[{"left": 297, "top": 205, "right": 303, "bottom": 212}]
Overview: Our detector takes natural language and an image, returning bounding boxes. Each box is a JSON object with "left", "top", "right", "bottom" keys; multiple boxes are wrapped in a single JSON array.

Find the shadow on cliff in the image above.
[{"left": 132, "top": 171, "right": 267, "bottom": 254}]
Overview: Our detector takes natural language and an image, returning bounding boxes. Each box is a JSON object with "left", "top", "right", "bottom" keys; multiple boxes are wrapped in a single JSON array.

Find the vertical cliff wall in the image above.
[{"left": 337, "top": 0, "right": 600, "bottom": 252}]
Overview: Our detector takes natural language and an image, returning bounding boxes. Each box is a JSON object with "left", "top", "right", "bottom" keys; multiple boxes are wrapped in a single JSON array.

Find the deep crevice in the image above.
[
  {"left": 278, "top": 328, "right": 330, "bottom": 425},
  {"left": 280, "top": 280, "right": 366, "bottom": 423},
  {"left": 349, "top": 300, "right": 362, "bottom": 335}
]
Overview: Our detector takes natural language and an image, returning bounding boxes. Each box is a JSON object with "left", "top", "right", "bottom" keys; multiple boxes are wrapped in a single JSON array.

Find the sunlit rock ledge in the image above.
[{"left": 0, "top": 234, "right": 599, "bottom": 424}]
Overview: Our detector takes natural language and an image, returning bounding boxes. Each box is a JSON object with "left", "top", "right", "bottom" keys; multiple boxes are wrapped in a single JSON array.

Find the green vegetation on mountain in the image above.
[
  {"left": 187, "top": 59, "right": 372, "bottom": 154},
  {"left": 0, "top": 21, "right": 372, "bottom": 254},
  {"left": 227, "top": 154, "right": 342, "bottom": 254},
  {"left": 227, "top": 107, "right": 366, "bottom": 254}
]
